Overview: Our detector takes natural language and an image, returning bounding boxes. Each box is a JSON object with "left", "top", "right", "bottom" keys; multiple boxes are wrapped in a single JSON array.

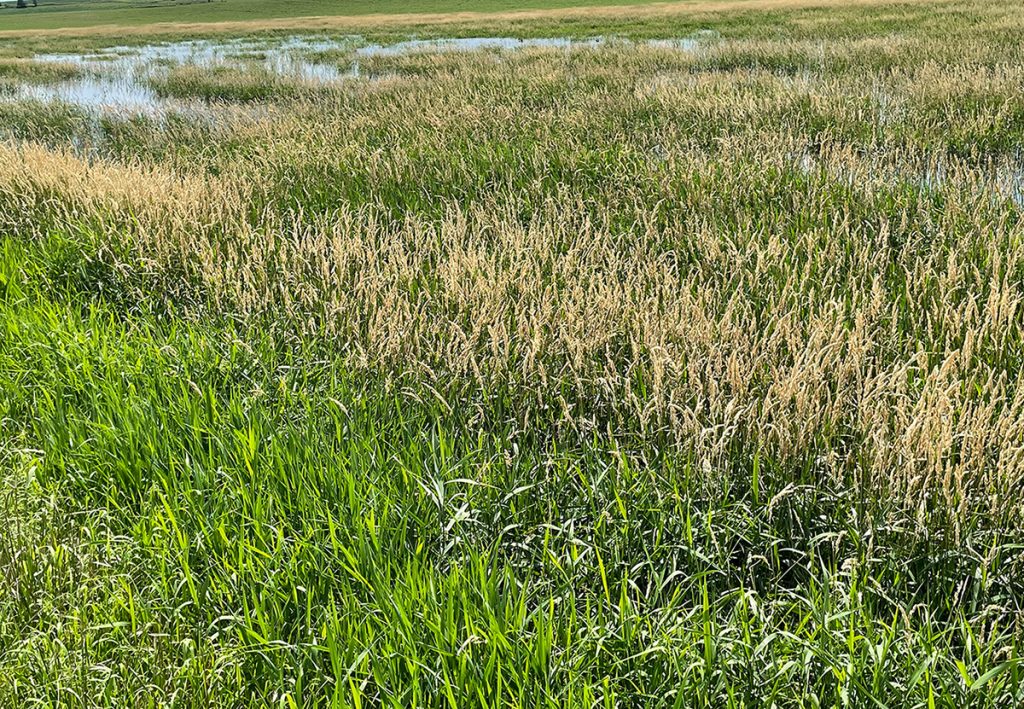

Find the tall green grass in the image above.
[{"left": 2, "top": 232, "right": 1022, "bottom": 706}]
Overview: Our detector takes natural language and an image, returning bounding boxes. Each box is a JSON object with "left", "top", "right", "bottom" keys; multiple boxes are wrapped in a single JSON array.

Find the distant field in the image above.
[{"left": 0, "top": 0, "right": 672, "bottom": 32}]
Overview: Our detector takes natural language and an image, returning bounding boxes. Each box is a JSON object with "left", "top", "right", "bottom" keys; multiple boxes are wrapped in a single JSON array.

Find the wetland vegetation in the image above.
[{"left": 1, "top": 0, "right": 1023, "bottom": 706}]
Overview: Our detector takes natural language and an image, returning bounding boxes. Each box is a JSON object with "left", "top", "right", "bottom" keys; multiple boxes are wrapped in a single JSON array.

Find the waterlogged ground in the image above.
[
  {"left": 6, "top": 34, "right": 700, "bottom": 114},
  {"left": 795, "top": 150, "right": 1024, "bottom": 208},
  {"left": 6, "top": 30, "right": 1022, "bottom": 204},
  {"left": 14, "top": 36, "right": 346, "bottom": 113}
]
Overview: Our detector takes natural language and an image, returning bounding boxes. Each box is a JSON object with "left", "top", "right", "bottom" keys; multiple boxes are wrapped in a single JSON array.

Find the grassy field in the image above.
[
  {"left": 0, "top": 0, "right": 675, "bottom": 32},
  {"left": 2, "top": 0, "right": 1024, "bottom": 706}
]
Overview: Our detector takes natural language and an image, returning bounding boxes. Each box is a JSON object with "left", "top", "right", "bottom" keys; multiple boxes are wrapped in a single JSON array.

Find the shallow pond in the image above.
[
  {"left": 13, "top": 76, "right": 163, "bottom": 114},
  {"left": 7, "top": 34, "right": 701, "bottom": 114}
]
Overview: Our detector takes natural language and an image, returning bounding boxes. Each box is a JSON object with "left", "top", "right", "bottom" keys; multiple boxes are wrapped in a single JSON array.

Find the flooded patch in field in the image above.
[
  {"left": 33, "top": 36, "right": 352, "bottom": 76},
  {"left": 907, "top": 161, "right": 1024, "bottom": 207},
  {"left": 796, "top": 151, "right": 1024, "bottom": 209},
  {"left": 27, "top": 35, "right": 349, "bottom": 112},
  {"left": 353, "top": 35, "right": 703, "bottom": 58},
  {"left": 12, "top": 76, "right": 161, "bottom": 114},
  {"left": 357, "top": 36, "right": 605, "bottom": 56},
  {"left": 995, "top": 166, "right": 1024, "bottom": 207},
  {"left": 4, "top": 34, "right": 704, "bottom": 115}
]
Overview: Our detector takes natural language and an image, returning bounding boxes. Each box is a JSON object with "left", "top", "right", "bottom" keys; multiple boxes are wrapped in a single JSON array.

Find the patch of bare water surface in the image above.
[
  {"left": 6, "top": 34, "right": 704, "bottom": 115},
  {"left": 19, "top": 36, "right": 352, "bottom": 114}
]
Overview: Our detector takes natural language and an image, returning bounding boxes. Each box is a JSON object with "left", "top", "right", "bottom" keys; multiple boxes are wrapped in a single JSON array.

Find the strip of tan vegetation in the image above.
[{"left": 0, "top": 0, "right": 932, "bottom": 39}]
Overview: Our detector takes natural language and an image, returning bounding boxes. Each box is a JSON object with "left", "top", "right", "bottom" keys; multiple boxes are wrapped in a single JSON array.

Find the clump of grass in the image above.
[
  {"left": 148, "top": 63, "right": 311, "bottom": 102},
  {"left": 0, "top": 57, "right": 83, "bottom": 83},
  {"left": 0, "top": 99, "right": 91, "bottom": 144},
  {"left": 223, "top": 49, "right": 270, "bottom": 60},
  {"left": 304, "top": 46, "right": 357, "bottom": 66}
]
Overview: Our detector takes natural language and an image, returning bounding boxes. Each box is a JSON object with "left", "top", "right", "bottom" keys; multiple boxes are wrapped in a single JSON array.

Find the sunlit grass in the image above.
[
  {"left": 148, "top": 63, "right": 312, "bottom": 102},
  {"left": 0, "top": 57, "right": 82, "bottom": 83},
  {"left": 1, "top": 1, "right": 1024, "bottom": 706}
]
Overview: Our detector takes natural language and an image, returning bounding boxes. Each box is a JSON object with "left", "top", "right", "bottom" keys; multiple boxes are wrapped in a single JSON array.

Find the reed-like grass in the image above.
[
  {"left": 148, "top": 63, "right": 315, "bottom": 102},
  {"left": 1, "top": 1, "right": 1023, "bottom": 706},
  {"left": 0, "top": 57, "right": 82, "bottom": 83}
]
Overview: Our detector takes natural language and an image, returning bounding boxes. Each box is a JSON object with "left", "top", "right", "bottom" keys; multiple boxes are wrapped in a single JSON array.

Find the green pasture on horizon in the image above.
[{"left": 0, "top": 0, "right": 666, "bottom": 31}]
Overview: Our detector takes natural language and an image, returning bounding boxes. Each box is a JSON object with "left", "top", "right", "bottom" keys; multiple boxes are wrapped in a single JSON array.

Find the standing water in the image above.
[{"left": 8, "top": 34, "right": 702, "bottom": 114}]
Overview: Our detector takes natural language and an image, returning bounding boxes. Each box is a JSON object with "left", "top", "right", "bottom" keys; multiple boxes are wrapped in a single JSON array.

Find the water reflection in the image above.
[
  {"left": 9, "top": 34, "right": 703, "bottom": 114},
  {"left": 355, "top": 36, "right": 602, "bottom": 56},
  {"left": 14, "top": 76, "right": 161, "bottom": 113}
]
